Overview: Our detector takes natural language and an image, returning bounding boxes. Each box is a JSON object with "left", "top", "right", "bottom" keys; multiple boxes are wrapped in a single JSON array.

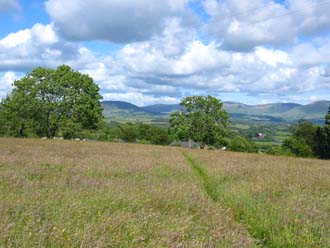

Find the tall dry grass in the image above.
[
  {"left": 0, "top": 138, "right": 253, "bottom": 247},
  {"left": 187, "top": 150, "right": 330, "bottom": 247}
]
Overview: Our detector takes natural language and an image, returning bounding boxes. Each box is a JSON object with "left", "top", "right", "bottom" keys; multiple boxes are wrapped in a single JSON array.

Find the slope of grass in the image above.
[
  {"left": 187, "top": 150, "right": 330, "bottom": 247},
  {"left": 0, "top": 138, "right": 253, "bottom": 247},
  {"left": 2, "top": 138, "right": 330, "bottom": 247}
]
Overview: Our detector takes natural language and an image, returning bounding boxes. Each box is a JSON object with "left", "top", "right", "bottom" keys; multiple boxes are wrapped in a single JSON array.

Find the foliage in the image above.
[
  {"left": 325, "top": 106, "right": 330, "bottom": 126},
  {"left": 313, "top": 106, "right": 330, "bottom": 159},
  {"left": 266, "top": 145, "right": 294, "bottom": 156},
  {"left": 0, "top": 65, "right": 103, "bottom": 138},
  {"left": 281, "top": 113, "right": 330, "bottom": 159},
  {"left": 169, "top": 96, "right": 229, "bottom": 147},
  {"left": 118, "top": 122, "right": 173, "bottom": 145},
  {"left": 225, "top": 134, "right": 258, "bottom": 153},
  {"left": 315, "top": 126, "right": 330, "bottom": 159},
  {"left": 282, "top": 136, "right": 313, "bottom": 158},
  {"left": 294, "top": 119, "right": 317, "bottom": 151}
]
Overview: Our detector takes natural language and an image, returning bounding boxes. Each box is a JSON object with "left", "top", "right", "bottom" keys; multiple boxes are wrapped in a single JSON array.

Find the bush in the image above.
[
  {"left": 266, "top": 145, "right": 294, "bottom": 157},
  {"left": 282, "top": 136, "right": 313, "bottom": 158},
  {"left": 226, "top": 135, "right": 258, "bottom": 153}
]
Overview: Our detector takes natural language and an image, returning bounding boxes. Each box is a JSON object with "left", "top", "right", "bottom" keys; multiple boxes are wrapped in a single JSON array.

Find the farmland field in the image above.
[{"left": 1, "top": 138, "right": 330, "bottom": 247}]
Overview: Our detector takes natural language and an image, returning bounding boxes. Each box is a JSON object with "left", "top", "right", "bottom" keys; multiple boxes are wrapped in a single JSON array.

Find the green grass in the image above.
[
  {"left": 2, "top": 138, "right": 330, "bottom": 247},
  {"left": 0, "top": 138, "right": 253, "bottom": 247},
  {"left": 187, "top": 150, "right": 330, "bottom": 247}
]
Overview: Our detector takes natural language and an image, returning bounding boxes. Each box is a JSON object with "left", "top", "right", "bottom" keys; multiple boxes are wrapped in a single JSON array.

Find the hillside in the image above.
[
  {"left": 142, "top": 104, "right": 180, "bottom": 114},
  {"left": 1, "top": 138, "right": 330, "bottom": 247},
  {"left": 102, "top": 101, "right": 167, "bottom": 124},
  {"left": 103, "top": 100, "right": 330, "bottom": 124}
]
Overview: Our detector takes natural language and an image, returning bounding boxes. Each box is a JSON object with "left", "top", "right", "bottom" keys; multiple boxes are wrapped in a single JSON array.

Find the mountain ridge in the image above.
[{"left": 102, "top": 100, "right": 330, "bottom": 124}]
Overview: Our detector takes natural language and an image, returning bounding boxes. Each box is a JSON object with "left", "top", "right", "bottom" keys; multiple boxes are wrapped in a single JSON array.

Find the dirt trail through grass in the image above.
[
  {"left": 183, "top": 152, "right": 264, "bottom": 246},
  {"left": 185, "top": 150, "right": 330, "bottom": 248}
]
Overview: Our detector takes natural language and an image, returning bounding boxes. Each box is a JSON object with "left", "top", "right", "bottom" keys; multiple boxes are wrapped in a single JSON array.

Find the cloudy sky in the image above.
[{"left": 0, "top": 0, "right": 330, "bottom": 105}]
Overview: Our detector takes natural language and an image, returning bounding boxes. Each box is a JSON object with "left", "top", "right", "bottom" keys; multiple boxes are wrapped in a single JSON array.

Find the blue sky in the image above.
[{"left": 0, "top": 0, "right": 329, "bottom": 106}]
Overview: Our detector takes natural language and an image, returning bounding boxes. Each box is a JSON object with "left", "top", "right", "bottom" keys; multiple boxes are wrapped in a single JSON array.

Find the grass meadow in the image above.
[
  {"left": 186, "top": 151, "right": 330, "bottom": 247},
  {"left": 1, "top": 138, "right": 330, "bottom": 247}
]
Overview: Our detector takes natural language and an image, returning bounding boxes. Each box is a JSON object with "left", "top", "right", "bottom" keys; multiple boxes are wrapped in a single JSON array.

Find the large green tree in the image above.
[
  {"left": 169, "top": 95, "right": 229, "bottom": 147},
  {"left": 315, "top": 106, "right": 330, "bottom": 159},
  {"left": 0, "top": 65, "right": 103, "bottom": 138},
  {"left": 326, "top": 106, "right": 330, "bottom": 126},
  {"left": 294, "top": 119, "right": 317, "bottom": 151}
]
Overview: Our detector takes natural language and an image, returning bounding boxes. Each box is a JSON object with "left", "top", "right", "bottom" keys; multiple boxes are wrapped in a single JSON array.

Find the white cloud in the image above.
[
  {"left": 45, "top": 0, "right": 196, "bottom": 43},
  {"left": 0, "top": 6, "right": 329, "bottom": 105},
  {"left": 0, "top": 71, "right": 19, "bottom": 98},
  {"left": 291, "top": 38, "right": 330, "bottom": 67},
  {"left": 203, "top": 0, "right": 330, "bottom": 51},
  {"left": 103, "top": 92, "right": 178, "bottom": 106},
  {"left": 0, "top": 23, "right": 96, "bottom": 71}
]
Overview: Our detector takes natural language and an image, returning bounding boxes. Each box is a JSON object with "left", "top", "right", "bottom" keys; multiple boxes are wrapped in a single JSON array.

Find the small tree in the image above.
[
  {"left": 0, "top": 65, "right": 103, "bottom": 138},
  {"left": 169, "top": 95, "right": 229, "bottom": 147}
]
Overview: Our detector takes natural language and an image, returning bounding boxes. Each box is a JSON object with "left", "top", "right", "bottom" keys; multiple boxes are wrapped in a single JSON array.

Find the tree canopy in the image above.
[
  {"left": 0, "top": 65, "right": 103, "bottom": 138},
  {"left": 315, "top": 106, "right": 330, "bottom": 159},
  {"left": 169, "top": 95, "right": 229, "bottom": 147},
  {"left": 326, "top": 106, "right": 330, "bottom": 126}
]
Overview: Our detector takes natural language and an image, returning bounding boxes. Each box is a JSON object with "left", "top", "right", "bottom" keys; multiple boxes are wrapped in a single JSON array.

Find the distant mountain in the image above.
[
  {"left": 102, "top": 101, "right": 157, "bottom": 120},
  {"left": 102, "top": 101, "right": 169, "bottom": 124},
  {"left": 102, "top": 100, "right": 330, "bottom": 124},
  {"left": 142, "top": 104, "right": 180, "bottom": 114},
  {"left": 278, "top": 101, "right": 330, "bottom": 122},
  {"left": 223, "top": 102, "right": 302, "bottom": 116}
]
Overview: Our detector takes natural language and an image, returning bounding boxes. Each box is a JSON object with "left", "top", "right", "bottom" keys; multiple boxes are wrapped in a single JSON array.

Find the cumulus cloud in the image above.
[
  {"left": 0, "top": 71, "right": 19, "bottom": 98},
  {"left": 0, "top": 0, "right": 20, "bottom": 13},
  {"left": 45, "top": 0, "right": 197, "bottom": 43},
  {"left": 0, "top": 1, "right": 329, "bottom": 105},
  {"left": 0, "top": 23, "right": 97, "bottom": 71},
  {"left": 104, "top": 25, "right": 329, "bottom": 102},
  {"left": 77, "top": 17, "right": 330, "bottom": 105},
  {"left": 203, "top": 0, "right": 330, "bottom": 51}
]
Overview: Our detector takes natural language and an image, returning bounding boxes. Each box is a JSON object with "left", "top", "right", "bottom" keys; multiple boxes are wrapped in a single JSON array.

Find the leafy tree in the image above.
[
  {"left": 169, "top": 95, "right": 229, "bottom": 147},
  {"left": 326, "top": 106, "right": 330, "bottom": 126},
  {"left": 315, "top": 126, "right": 330, "bottom": 159},
  {"left": 0, "top": 65, "right": 103, "bottom": 138},
  {"left": 119, "top": 123, "right": 139, "bottom": 142},
  {"left": 137, "top": 123, "right": 172, "bottom": 145},
  {"left": 266, "top": 145, "right": 294, "bottom": 157},
  {"left": 282, "top": 136, "right": 313, "bottom": 158},
  {"left": 315, "top": 107, "right": 330, "bottom": 159},
  {"left": 117, "top": 122, "right": 172, "bottom": 145},
  {"left": 225, "top": 134, "right": 258, "bottom": 153},
  {"left": 294, "top": 119, "right": 317, "bottom": 151}
]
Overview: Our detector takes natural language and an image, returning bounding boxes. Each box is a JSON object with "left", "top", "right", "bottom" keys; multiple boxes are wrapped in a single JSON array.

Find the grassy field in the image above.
[
  {"left": 186, "top": 151, "right": 330, "bottom": 247},
  {"left": 1, "top": 138, "right": 330, "bottom": 247}
]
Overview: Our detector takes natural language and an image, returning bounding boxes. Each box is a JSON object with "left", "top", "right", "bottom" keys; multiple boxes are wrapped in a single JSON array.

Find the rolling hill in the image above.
[
  {"left": 102, "top": 100, "right": 330, "bottom": 124},
  {"left": 102, "top": 101, "right": 167, "bottom": 124}
]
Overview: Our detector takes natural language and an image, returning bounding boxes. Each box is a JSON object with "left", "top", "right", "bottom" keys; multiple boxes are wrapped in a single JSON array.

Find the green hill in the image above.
[
  {"left": 102, "top": 101, "right": 168, "bottom": 124},
  {"left": 142, "top": 104, "right": 180, "bottom": 114},
  {"left": 102, "top": 100, "right": 330, "bottom": 124}
]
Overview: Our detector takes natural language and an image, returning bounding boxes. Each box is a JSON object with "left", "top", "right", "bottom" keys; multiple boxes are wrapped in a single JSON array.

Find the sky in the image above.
[{"left": 0, "top": 0, "right": 330, "bottom": 106}]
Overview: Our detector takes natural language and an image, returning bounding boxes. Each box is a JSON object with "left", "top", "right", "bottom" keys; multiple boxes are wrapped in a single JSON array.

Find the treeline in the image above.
[
  {"left": 268, "top": 112, "right": 330, "bottom": 159},
  {"left": 98, "top": 122, "right": 173, "bottom": 145},
  {"left": 0, "top": 65, "right": 329, "bottom": 159}
]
